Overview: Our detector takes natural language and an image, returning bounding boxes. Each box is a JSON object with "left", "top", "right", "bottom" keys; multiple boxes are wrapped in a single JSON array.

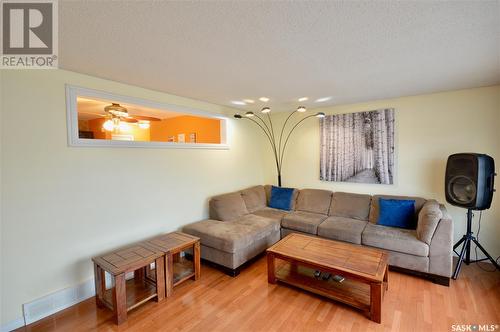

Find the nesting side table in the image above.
[
  {"left": 92, "top": 243, "right": 165, "bottom": 325},
  {"left": 143, "top": 231, "right": 200, "bottom": 297}
]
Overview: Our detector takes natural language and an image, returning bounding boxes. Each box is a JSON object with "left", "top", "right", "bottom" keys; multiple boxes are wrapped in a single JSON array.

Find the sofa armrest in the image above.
[{"left": 428, "top": 204, "right": 453, "bottom": 277}]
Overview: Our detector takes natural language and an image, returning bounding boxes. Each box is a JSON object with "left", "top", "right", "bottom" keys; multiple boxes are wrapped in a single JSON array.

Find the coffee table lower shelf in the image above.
[
  {"left": 102, "top": 279, "right": 158, "bottom": 312},
  {"left": 274, "top": 263, "right": 371, "bottom": 313}
]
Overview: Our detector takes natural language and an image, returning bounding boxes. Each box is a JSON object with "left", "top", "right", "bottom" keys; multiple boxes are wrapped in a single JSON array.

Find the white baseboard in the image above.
[
  {"left": 3, "top": 269, "right": 141, "bottom": 331},
  {"left": 17, "top": 270, "right": 137, "bottom": 330},
  {"left": 22, "top": 277, "right": 97, "bottom": 327},
  {"left": 1, "top": 317, "right": 25, "bottom": 332}
]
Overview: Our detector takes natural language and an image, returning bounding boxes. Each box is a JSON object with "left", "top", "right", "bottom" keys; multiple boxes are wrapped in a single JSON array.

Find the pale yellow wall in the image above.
[
  {"left": 264, "top": 86, "right": 500, "bottom": 259},
  {"left": 0, "top": 69, "right": 266, "bottom": 325},
  {"left": 0, "top": 70, "right": 4, "bottom": 326}
]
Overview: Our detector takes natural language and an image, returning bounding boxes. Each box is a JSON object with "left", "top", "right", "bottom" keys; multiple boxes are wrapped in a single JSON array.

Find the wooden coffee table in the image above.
[
  {"left": 143, "top": 231, "right": 200, "bottom": 297},
  {"left": 92, "top": 243, "right": 165, "bottom": 325},
  {"left": 267, "top": 233, "right": 388, "bottom": 323}
]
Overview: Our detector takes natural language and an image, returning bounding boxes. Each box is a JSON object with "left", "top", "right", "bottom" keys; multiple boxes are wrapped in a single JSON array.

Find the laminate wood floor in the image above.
[{"left": 17, "top": 256, "right": 500, "bottom": 332}]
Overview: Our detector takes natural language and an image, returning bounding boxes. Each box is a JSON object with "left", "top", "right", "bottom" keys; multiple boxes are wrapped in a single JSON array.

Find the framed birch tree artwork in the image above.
[{"left": 320, "top": 108, "right": 395, "bottom": 184}]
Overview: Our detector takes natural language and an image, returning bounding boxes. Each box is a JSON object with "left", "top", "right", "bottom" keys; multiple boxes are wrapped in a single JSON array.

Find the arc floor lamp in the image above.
[{"left": 234, "top": 106, "right": 325, "bottom": 187}]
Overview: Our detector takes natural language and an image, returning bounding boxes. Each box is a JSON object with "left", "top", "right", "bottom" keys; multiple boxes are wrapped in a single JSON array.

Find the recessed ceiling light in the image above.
[
  {"left": 259, "top": 97, "right": 270, "bottom": 102},
  {"left": 243, "top": 99, "right": 255, "bottom": 104},
  {"left": 315, "top": 97, "right": 332, "bottom": 103},
  {"left": 231, "top": 101, "right": 246, "bottom": 106},
  {"left": 298, "top": 97, "right": 308, "bottom": 102}
]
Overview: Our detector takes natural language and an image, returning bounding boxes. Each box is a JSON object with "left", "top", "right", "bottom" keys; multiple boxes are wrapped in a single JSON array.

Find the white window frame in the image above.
[{"left": 65, "top": 85, "right": 229, "bottom": 149}]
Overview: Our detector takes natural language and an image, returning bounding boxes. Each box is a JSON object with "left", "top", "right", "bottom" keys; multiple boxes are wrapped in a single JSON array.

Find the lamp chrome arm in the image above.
[
  {"left": 278, "top": 110, "right": 297, "bottom": 161},
  {"left": 243, "top": 117, "right": 280, "bottom": 174},
  {"left": 266, "top": 113, "right": 277, "bottom": 148},
  {"left": 279, "top": 114, "right": 316, "bottom": 168},
  {"left": 252, "top": 112, "right": 274, "bottom": 140}
]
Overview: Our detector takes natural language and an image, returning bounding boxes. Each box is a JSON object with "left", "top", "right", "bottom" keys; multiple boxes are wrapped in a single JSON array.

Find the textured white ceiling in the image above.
[{"left": 59, "top": 1, "right": 500, "bottom": 111}]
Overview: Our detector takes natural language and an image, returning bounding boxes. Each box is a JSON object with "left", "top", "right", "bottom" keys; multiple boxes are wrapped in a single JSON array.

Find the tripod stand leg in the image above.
[
  {"left": 471, "top": 238, "right": 500, "bottom": 270},
  {"left": 465, "top": 238, "right": 471, "bottom": 265},
  {"left": 452, "top": 238, "right": 469, "bottom": 280},
  {"left": 453, "top": 236, "right": 466, "bottom": 250}
]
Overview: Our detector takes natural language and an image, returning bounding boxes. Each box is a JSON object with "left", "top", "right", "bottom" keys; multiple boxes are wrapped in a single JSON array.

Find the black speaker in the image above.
[{"left": 445, "top": 153, "right": 496, "bottom": 210}]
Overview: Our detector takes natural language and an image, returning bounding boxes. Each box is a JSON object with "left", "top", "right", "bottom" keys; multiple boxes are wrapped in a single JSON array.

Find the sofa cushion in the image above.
[
  {"left": 281, "top": 211, "right": 328, "bottom": 234},
  {"left": 329, "top": 192, "right": 372, "bottom": 220},
  {"left": 317, "top": 216, "right": 368, "bottom": 244},
  {"left": 269, "top": 186, "right": 295, "bottom": 211},
  {"left": 295, "top": 189, "right": 333, "bottom": 215},
  {"left": 209, "top": 192, "right": 249, "bottom": 221},
  {"left": 416, "top": 200, "right": 443, "bottom": 245},
  {"left": 264, "top": 185, "right": 298, "bottom": 210},
  {"left": 362, "top": 223, "right": 429, "bottom": 257},
  {"left": 252, "top": 207, "right": 289, "bottom": 223},
  {"left": 182, "top": 214, "right": 279, "bottom": 253},
  {"left": 369, "top": 194, "right": 426, "bottom": 224},
  {"left": 236, "top": 213, "right": 280, "bottom": 229},
  {"left": 240, "top": 185, "right": 266, "bottom": 213}
]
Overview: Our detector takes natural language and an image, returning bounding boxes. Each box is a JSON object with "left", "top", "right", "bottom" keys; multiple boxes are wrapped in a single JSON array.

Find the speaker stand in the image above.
[{"left": 452, "top": 209, "right": 500, "bottom": 279}]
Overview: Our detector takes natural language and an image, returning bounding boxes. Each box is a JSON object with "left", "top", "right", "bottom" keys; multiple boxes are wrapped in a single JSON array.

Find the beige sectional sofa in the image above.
[{"left": 183, "top": 185, "right": 453, "bottom": 285}]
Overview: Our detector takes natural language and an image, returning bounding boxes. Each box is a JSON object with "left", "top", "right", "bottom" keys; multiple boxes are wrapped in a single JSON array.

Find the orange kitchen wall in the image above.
[
  {"left": 150, "top": 115, "right": 221, "bottom": 143},
  {"left": 78, "top": 120, "right": 90, "bottom": 131},
  {"left": 85, "top": 118, "right": 151, "bottom": 141},
  {"left": 87, "top": 118, "right": 106, "bottom": 139}
]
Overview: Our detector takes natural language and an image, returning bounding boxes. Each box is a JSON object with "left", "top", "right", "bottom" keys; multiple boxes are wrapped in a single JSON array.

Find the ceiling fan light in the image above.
[
  {"left": 119, "top": 122, "right": 131, "bottom": 131},
  {"left": 261, "top": 107, "right": 271, "bottom": 114},
  {"left": 245, "top": 111, "right": 255, "bottom": 117},
  {"left": 103, "top": 120, "right": 114, "bottom": 131},
  {"left": 297, "top": 106, "right": 307, "bottom": 113},
  {"left": 115, "top": 111, "right": 128, "bottom": 118},
  {"left": 315, "top": 112, "right": 326, "bottom": 118}
]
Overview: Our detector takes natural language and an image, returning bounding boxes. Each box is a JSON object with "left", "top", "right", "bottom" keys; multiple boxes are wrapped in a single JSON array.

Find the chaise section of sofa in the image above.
[
  {"left": 183, "top": 214, "right": 279, "bottom": 274},
  {"left": 183, "top": 185, "right": 285, "bottom": 275}
]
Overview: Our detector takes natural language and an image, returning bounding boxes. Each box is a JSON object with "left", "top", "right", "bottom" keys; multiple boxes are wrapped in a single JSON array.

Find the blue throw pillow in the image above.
[
  {"left": 378, "top": 198, "right": 416, "bottom": 229},
  {"left": 269, "top": 186, "right": 295, "bottom": 211}
]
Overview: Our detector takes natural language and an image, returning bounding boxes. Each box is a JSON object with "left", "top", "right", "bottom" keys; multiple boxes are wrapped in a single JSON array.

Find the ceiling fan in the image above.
[
  {"left": 80, "top": 103, "right": 161, "bottom": 131},
  {"left": 103, "top": 103, "right": 161, "bottom": 123}
]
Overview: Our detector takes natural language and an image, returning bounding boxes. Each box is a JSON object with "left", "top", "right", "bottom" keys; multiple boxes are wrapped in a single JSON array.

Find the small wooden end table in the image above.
[
  {"left": 267, "top": 233, "right": 388, "bottom": 323},
  {"left": 92, "top": 243, "right": 165, "bottom": 325},
  {"left": 143, "top": 231, "right": 200, "bottom": 297}
]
